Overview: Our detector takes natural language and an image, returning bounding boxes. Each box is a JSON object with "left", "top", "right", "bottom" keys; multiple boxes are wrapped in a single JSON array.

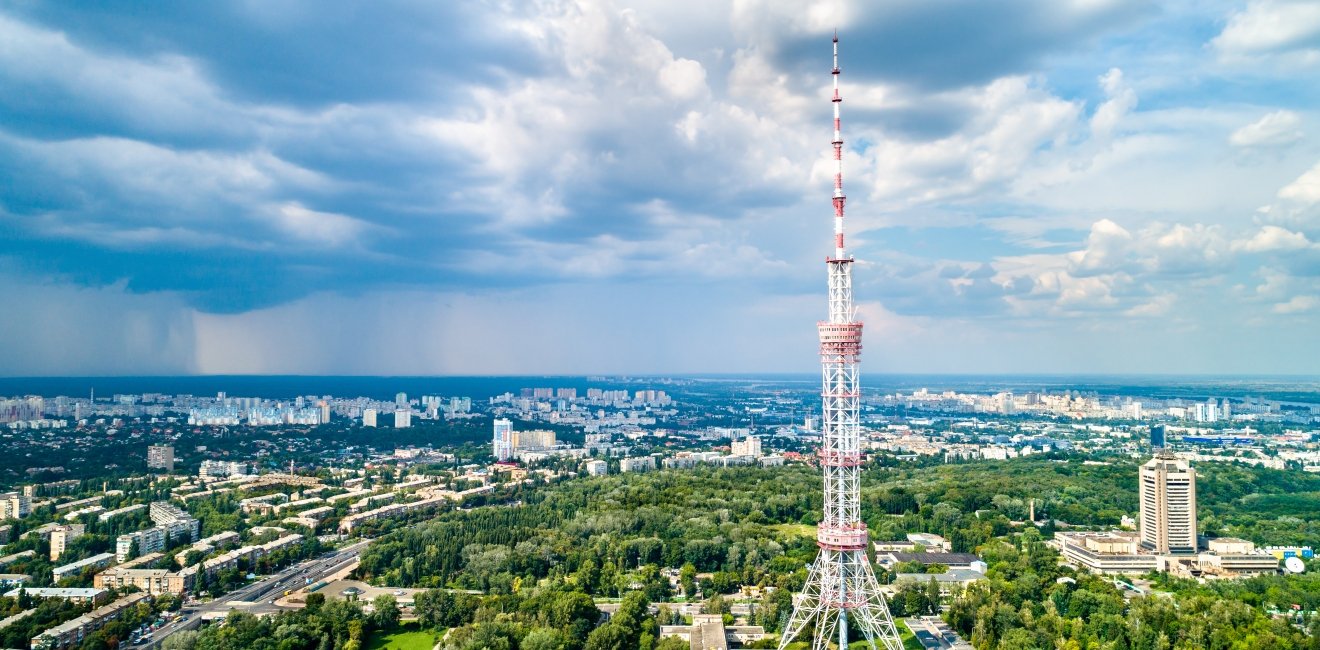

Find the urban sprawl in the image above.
[{"left": 0, "top": 379, "right": 1317, "bottom": 649}]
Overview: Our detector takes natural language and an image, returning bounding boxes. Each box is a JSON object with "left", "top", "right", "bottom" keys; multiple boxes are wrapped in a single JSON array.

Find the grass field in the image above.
[
  {"left": 786, "top": 625, "right": 925, "bottom": 650},
  {"left": 771, "top": 523, "right": 816, "bottom": 538},
  {"left": 365, "top": 625, "right": 438, "bottom": 650}
]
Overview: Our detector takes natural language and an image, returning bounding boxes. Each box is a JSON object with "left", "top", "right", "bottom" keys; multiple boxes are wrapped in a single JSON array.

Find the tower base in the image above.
[{"left": 778, "top": 547, "right": 903, "bottom": 650}]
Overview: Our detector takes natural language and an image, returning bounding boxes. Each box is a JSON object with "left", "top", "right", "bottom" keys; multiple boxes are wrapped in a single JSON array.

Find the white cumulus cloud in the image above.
[
  {"left": 1233, "top": 225, "right": 1313, "bottom": 252},
  {"left": 1212, "top": 0, "right": 1320, "bottom": 64},
  {"left": 1272, "top": 294, "right": 1319, "bottom": 314},
  {"left": 1230, "top": 110, "right": 1304, "bottom": 148},
  {"left": 1278, "top": 160, "right": 1320, "bottom": 204}
]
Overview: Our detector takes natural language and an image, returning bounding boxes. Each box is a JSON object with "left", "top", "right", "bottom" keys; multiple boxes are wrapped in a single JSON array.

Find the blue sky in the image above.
[{"left": 1, "top": 0, "right": 1319, "bottom": 375}]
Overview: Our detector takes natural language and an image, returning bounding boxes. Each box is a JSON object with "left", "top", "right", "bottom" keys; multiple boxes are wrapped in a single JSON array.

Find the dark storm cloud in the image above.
[
  {"left": 4, "top": 2, "right": 545, "bottom": 108},
  {"left": 0, "top": 2, "right": 582, "bottom": 311}
]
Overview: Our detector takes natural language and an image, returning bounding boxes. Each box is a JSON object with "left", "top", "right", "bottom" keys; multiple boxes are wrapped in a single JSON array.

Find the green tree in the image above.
[
  {"left": 584, "top": 624, "right": 631, "bottom": 650},
  {"left": 522, "top": 627, "right": 568, "bottom": 650},
  {"left": 371, "top": 594, "right": 400, "bottom": 630},
  {"left": 304, "top": 592, "right": 325, "bottom": 612}
]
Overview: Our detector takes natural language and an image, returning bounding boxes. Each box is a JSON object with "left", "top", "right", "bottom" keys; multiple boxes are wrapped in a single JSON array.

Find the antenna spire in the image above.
[{"left": 777, "top": 34, "right": 905, "bottom": 650}]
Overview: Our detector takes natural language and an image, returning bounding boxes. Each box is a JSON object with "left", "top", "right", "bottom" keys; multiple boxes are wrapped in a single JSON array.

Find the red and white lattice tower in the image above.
[{"left": 778, "top": 34, "right": 903, "bottom": 650}]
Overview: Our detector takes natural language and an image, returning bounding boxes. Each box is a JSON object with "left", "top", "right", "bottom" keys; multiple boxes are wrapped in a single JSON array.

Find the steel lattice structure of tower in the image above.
[{"left": 778, "top": 34, "right": 904, "bottom": 650}]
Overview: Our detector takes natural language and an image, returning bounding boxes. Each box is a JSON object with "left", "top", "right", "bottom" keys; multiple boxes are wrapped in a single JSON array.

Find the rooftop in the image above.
[
  {"left": 3, "top": 586, "right": 105, "bottom": 598},
  {"left": 882, "top": 552, "right": 980, "bottom": 565}
]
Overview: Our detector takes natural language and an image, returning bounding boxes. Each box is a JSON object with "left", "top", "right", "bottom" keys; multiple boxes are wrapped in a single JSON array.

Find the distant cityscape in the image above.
[{"left": 0, "top": 376, "right": 1316, "bottom": 649}]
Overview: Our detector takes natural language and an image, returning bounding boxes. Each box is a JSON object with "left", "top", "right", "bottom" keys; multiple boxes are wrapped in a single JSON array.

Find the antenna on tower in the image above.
[{"left": 777, "top": 34, "right": 904, "bottom": 650}]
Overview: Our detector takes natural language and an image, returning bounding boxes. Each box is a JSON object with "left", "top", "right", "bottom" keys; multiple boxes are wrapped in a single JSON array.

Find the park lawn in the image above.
[
  {"left": 788, "top": 629, "right": 923, "bottom": 650},
  {"left": 365, "top": 625, "right": 439, "bottom": 650},
  {"left": 835, "top": 627, "right": 924, "bottom": 650},
  {"left": 771, "top": 523, "right": 816, "bottom": 538}
]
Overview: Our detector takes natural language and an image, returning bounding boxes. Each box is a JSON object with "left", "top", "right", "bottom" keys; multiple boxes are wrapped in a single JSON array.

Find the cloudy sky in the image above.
[{"left": 1, "top": 0, "right": 1318, "bottom": 376}]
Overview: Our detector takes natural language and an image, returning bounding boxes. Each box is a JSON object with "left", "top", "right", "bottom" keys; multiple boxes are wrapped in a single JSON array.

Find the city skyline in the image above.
[{"left": 2, "top": 1, "right": 1319, "bottom": 376}]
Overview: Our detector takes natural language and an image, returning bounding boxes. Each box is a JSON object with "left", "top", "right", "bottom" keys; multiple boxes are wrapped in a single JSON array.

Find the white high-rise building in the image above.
[
  {"left": 493, "top": 418, "right": 513, "bottom": 462},
  {"left": 199, "top": 460, "right": 248, "bottom": 479},
  {"left": 50, "top": 524, "right": 85, "bottom": 561},
  {"left": 362, "top": 409, "right": 377, "bottom": 427},
  {"left": 1, "top": 492, "right": 32, "bottom": 519},
  {"left": 147, "top": 445, "right": 174, "bottom": 472},
  {"left": 731, "top": 436, "right": 763, "bottom": 458},
  {"left": 394, "top": 409, "right": 411, "bottom": 428},
  {"left": 1139, "top": 453, "right": 1198, "bottom": 555}
]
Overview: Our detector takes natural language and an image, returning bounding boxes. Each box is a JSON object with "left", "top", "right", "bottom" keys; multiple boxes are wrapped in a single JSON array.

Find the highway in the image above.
[{"left": 143, "top": 540, "right": 371, "bottom": 648}]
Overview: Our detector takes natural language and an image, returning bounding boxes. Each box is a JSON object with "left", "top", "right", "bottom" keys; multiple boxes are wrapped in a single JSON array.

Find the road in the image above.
[{"left": 143, "top": 540, "right": 371, "bottom": 648}]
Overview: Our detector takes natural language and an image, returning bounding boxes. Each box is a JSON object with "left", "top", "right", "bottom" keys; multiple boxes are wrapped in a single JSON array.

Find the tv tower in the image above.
[{"left": 778, "top": 34, "right": 903, "bottom": 650}]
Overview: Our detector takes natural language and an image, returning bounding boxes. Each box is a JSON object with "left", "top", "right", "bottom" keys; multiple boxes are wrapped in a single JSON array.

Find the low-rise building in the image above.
[
  {"left": 659, "top": 614, "right": 766, "bottom": 650},
  {"left": 239, "top": 492, "right": 287, "bottom": 514},
  {"left": 115, "top": 502, "right": 199, "bottom": 562},
  {"left": 52, "top": 553, "right": 115, "bottom": 582},
  {"left": 177, "top": 534, "right": 304, "bottom": 582},
  {"left": 272, "top": 497, "right": 324, "bottom": 515},
  {"left": 2, "top": 587, "right": 107, "bottom": 605},
  {"left": 174, "top": 531, "right": 241, "bottom": 566},
  {"left": 0, "top": 550, "right": 36, "bottom": 569},
  {"left": 94, "top": 552, "right": 189, "bottom": 595},
  {"left": 97, "top": 503, "right": 147, "bottom": 522},
  {"left": 1054, "top": 532, "right": 1158, "bottom": 574},
  {"left": 199, "top": 460, "right": 249, "bottom": 479},
  {"left": 585, "top": 460, "right": 608, "bottom": 477},
  {"left": 894, "top": 568, "right": 987, "bottom": 595},
  {"left": 349, "top": 493, "right": 396, "bottom": 513},
  {"left": 1193, "top": 538, "right": 1281, "bottom": 577},
  {"left": 877, "top": 552, "right": 981, "bottom": 570},
  {"left": 326, "top": 488, "right": 377, "bottom": 504},
  {"left": 619, "top": 456, "right": 656, "bottom": 472},
  {"left": 873, "top": 540, "right": 919, "bottom": 553},
  {"left": 0, "top": 573, "right": 31, "bottom": 587},
  {"left": 907, "top": 533, "right": 953, "bottom": 553},
  {"left": 298, "top": 506, "right": 334, "bottom": 521},
  {"left": 338, "top": 495, "right": 449, "bottom": 533},
  {"left": 52, "top": 496, "right": 100, "bottom": 513},
  {"left": 30, "top": 592, "right": 150, "bottom": 649},
  {"left": 1056, "top": 531, "right": 1280, "bottom": 577},
  {"left": 63, "top": 505, "right": 104, "bottom": 521}
]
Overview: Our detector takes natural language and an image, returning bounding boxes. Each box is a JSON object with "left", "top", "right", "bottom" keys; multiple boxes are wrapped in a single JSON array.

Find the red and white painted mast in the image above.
[{"left": 779, "top": 33, "right": 903, "bottom": 650}]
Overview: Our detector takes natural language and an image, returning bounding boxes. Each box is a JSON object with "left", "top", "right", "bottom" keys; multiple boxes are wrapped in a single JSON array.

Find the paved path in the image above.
[{"left": 904, "top": 616, "right": 974, "bottom": 650}]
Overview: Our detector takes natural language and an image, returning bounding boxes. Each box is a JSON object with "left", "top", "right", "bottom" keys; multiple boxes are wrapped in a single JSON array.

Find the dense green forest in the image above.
[
  {"left": 944, "top": 530, "right": 1319, "bottom": 649},
  {"left": 355, "top": 458, "right": 1320, "bottom": 591},
  {"left": 173, "top": 458, "right": 1320, "bottom": 649}
]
